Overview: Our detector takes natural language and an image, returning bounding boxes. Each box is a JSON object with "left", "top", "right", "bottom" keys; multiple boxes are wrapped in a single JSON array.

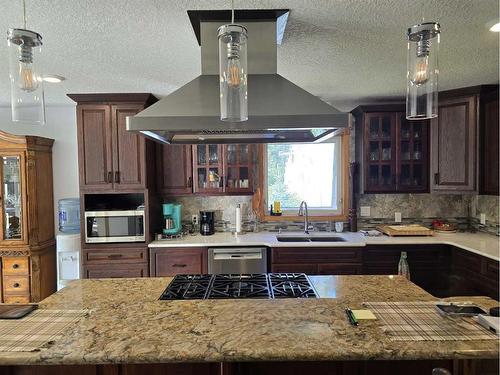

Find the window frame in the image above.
[{"left": 254, "top": 130, "right": 350, "bottom": 222}]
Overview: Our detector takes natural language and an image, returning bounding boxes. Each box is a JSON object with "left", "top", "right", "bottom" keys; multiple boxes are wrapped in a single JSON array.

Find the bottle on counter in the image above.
[{"left": 398, "top": 251, "right": 411, "bottom": 280}]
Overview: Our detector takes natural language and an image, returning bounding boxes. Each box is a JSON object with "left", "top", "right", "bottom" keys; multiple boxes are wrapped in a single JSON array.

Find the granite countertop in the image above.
[
  {"left": 1, "top": 276, "right": 498, "bottom": 365},
  {"left": 149, "top": 231, "right": 500, "bottom": 261}
]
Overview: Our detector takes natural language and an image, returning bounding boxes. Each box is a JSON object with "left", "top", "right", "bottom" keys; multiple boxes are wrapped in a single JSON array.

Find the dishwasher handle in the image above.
[{"left": 213, "top": 252, "right": 263, "bottom": 260}]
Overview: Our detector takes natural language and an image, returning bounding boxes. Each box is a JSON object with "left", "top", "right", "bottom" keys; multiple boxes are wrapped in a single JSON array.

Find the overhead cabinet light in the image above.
[{"left": 406, "top": 22, "right": 440, "bottom": 120}]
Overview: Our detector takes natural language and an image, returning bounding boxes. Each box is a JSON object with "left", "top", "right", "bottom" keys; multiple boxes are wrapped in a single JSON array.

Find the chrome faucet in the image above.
[{"left": 298, "top": 201, "right": 311, "bottom": 234}]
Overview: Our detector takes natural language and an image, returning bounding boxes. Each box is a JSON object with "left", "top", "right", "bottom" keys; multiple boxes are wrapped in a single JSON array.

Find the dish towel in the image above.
[{"left": 0, "top": 309, "right": 87, "bottom": 352}]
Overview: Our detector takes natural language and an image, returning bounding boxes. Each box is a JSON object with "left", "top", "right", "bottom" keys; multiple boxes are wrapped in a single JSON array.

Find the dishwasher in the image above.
[{"left": 208, "top": 247, "right": 268, "bottom": 274}]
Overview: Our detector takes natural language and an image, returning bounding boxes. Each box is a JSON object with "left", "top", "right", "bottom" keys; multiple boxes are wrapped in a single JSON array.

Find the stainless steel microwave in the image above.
[{"left": 84, "top": 210, "right": 145, "bottom": 243}]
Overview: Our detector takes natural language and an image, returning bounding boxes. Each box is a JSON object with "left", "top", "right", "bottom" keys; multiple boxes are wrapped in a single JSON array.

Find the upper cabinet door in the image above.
[
  {"left": 77, "top": 105, "right": 113, "bottom": 191},
  {"left": 112, "top": 105, "right": 146, "bottom": 190},
  {"left": 0, "top": 153, "right": 27, "bottom": 245},
  {"left": 363, "top": 113, "right": 397, "bottom": 192},
  {"left": 480, "top": 96, "right": 499, "bottom": 195},
  {"left": 431, "top": 96, "right": 477, "bottom": 192},
  {"left": 224, "top": 144, "right": 254, "bottom": 194},
  {"left": 193, "top": 145, "right": 224, "bottom": 194},
  {"left": 156, "top": 144, "right": 193, "bottom": 195}
]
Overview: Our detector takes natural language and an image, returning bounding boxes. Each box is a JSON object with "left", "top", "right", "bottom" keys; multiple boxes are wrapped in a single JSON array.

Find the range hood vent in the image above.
[{"left": 126, "top": 10, "right": 348, "bottom": 144}]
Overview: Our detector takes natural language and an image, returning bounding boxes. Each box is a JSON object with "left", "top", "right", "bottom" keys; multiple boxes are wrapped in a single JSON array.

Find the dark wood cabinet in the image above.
[
  {"left": 271, "top": 247, "right": 362, "bottom": 275},
  {"left": 156, "top": 145, "right": 193, "bottom": 195},
  {"left": 431, "top": 85, "right": 499, "bottom": 193},
  {"left": 69, "top": 93, "right": 157, "bottom": 192},
  {"left": 431, "top": 95, "right": 477, "bottom": 192},
  {"left": 112, "top": 104, "right": 147, "bottom": 190},
  {"left": 192, "top": 144, "right": 254, "bottom": 195},
  {"left": 480, "top": 89, "right": 499, "bottom": 195},
  {"left": 82, "top": 246, "right": 149, "bottom": 279},
  {"left": 76, "top": 105, "right": 114, "bottom": 190},
  {"left": 353, "top": 105, "right": 430, "bottom": 193},
  {"left": 150, "top": 247, "right": 207, "bottom": 276}
]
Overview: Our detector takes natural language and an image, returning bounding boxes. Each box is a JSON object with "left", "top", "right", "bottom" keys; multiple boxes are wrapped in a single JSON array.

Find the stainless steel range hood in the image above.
[{"left": 126, "top": 10, "right": 348, "bottom": 144}]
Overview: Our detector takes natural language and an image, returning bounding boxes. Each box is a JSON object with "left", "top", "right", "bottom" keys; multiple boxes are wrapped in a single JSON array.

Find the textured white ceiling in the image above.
[{"left": 0, "top": 0, "right": 498, "bottom": 111}]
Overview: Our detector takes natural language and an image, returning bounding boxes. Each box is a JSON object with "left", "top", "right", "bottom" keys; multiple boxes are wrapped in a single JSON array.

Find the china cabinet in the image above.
[{"left": 0, "top": 131, "right": 56, "bottom": 302}]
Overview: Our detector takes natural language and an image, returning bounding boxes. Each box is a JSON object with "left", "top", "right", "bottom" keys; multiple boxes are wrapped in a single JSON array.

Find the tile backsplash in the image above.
[{"left": 161, "top": 193, "right": 499, "bottom": 235}]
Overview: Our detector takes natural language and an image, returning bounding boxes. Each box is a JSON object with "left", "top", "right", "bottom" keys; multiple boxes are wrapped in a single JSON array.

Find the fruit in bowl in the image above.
[{"left": 432, "top": 220, "right": 457, "bottom": 232}]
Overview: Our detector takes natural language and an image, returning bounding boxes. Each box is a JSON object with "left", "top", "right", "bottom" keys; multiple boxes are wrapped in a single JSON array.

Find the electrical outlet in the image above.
[
  {"left": 395, "top": 212, "right": 402, "bottom": 223},
  {"left": 191, "top": 214, "right": 199, "bottom": 225},
  {"left": 360, "top": 206, "right": 371, "bottom": 217},
  {"left": 480, "top": 213, "right": 486, "bottom": 225}
]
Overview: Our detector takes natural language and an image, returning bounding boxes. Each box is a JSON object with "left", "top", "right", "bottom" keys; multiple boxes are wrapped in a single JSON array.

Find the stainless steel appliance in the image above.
[
  {"left": 208, "top": 247, "right": 267, "bottom": 274},
  {"left": 159, "top": 273, "right": 318, "bottom": 300},
  {"left": 84, "top": 210, "right": 145, "bottom": 243}
]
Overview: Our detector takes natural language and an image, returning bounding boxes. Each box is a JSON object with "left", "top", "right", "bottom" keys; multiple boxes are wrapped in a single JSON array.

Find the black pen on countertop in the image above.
[{"left": 345, "top": 307, "right": 358, "bottom": 326}]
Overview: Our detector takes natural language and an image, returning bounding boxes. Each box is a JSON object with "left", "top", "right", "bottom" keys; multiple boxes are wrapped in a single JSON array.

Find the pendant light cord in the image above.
[
  {"left": 22, "top": 0, "right": 27, "bottom": 29},
  {"left": 231, "top": 0, "right": 234, "bottom": 24}
]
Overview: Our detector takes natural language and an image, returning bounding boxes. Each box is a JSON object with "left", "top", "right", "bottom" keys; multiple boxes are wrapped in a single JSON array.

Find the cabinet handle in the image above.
[
  {"left": 172, "top": 264, "right": 187, "bottom": 268},
  {"left": 434, "top": 173, "right": 440, "bottom": 185},
  {"left": 220, "top": 176, "right": 224, "bottom": 188},
  {"left": 108, "top": 254, "right": 123, "bottom": 259},
  {"left": 12, "top": 264, "right": 19, "bottom": 269},
  {"left": 115, "top": 171, "right": 120, "bottom": 183},
  {"left": 13, "top": 283, "right": 20, "bottom": 288},
  {"left": 187, "top": 177, "right": 192, "bottom": 188},
  {"left": 107, "top": 171, "right": 113, "bottom": 183}
]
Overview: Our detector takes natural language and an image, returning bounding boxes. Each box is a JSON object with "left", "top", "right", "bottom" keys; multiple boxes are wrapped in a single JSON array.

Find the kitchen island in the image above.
[{"left": 0, "top": 276, "right": 498, "bottom": 375}]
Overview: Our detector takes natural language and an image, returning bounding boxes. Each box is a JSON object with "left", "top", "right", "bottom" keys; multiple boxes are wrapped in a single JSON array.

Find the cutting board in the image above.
[{"left": 376, "top": 225, "right": 434, "bottom": 236}]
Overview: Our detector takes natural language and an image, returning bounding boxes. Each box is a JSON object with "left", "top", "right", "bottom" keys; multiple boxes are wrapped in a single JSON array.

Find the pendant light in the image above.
[
  {"left": 406, "top": 22, "right": 440, "bottom": 120},
  {"left": 7, "top": 0, "right": 45, "bottom": 125},
  {"left": 218, "top": 0, "right": 248, "bottom": 122}
]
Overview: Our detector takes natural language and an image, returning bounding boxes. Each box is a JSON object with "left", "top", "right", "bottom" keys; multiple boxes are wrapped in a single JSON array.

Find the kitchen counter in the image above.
[
  {"left": 1, "top": 276, "right": 498, "bottom": 366},
  {"left": 149, "top": 231, "right": 500, "bottom": 261}
]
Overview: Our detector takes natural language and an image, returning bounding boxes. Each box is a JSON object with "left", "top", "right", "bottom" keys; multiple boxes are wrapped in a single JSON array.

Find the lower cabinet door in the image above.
[
  {"left": 150, "top": 248, "right": 207, "bottom": 277},
  {"left": 271, "top": 263, "right": 318, "bottom": 274},
  {"left": 84, "top": 264, "right": 148, "bottom": 278}
]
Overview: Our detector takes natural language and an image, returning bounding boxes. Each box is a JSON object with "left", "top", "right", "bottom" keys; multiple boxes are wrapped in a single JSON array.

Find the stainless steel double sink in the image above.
[{"left": 276, "top": 234, "right": 346, "bottom": 243}]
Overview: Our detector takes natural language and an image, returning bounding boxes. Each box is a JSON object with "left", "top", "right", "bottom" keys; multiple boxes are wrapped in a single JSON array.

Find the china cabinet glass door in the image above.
[
  {"left": 1, "top": 154, "right": 24, "bottom": 242},
  {"left": 224, "top": 144, "right": 253, "bottom": 193}
]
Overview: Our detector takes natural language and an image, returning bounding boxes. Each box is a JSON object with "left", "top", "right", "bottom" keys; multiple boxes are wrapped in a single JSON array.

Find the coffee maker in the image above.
[
  {"left": 200, "top": 210, "right": 215, "bottom": 236},
  {"left": 162, "top": 203, "right": 182, "bottom": 235}
]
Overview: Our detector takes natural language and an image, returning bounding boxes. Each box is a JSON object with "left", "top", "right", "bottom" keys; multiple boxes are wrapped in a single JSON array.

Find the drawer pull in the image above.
[
  {"left": 108, "top": 254, "right": 123, "bottom": 259},
  {"left": 12, "top": 264, "right": 19, "bottom": 269},
  {"left": 13, "top": 283, "right": 20, "bottom": 288},
  {"left": 172, "top": 264, "right": 187, "bottom": 268}
]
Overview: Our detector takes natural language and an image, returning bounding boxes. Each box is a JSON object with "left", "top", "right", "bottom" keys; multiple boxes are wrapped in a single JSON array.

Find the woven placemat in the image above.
[
  {"left": 0, "top": 309, "right": 87, "bottom": 352},
  {"left": 364, "top": 301, "right": 497, "bottom": 341}
]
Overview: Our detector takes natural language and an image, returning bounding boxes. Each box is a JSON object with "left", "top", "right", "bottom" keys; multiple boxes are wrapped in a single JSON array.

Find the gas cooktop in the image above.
[{"left": 159, "top": 273, "right": 318, "bottom": 300}]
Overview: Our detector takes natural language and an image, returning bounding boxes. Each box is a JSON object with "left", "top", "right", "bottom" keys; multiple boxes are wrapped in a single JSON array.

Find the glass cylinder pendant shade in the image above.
[
  {"left": 7, "top": 28, "right": 45, "bottom": 124},
  {"left": 406, "top": 22, "right": 440, "bottom": 120},
  {"left": 218, "top": 24, "right": 248, "bottom": 122}
]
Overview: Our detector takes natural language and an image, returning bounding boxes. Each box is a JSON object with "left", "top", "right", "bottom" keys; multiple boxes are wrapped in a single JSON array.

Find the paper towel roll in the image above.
[{"left": 235, "top": 204, "right": 242, "bottom": 233}]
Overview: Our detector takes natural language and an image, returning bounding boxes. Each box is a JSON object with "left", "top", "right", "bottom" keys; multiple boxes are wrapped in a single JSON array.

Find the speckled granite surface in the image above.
[{"left": 0, "top": 276, "right": 497, "bottom": 365}]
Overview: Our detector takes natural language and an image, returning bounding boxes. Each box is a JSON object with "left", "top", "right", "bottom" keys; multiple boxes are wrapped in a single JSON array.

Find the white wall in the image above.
[{"left": 0, "top": 105, "right": 79, "bottom": 231}]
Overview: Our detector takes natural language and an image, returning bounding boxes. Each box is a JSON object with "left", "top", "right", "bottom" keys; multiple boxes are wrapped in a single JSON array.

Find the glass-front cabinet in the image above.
[
  {"left": 358, "top": 109, "right": 429, "bottom": 193},
  {"left": 0, "top": 153, "right": 25, "bottom": 243},
  {"left": 193, "top": 144, "right": 254, "bottom": 194}
]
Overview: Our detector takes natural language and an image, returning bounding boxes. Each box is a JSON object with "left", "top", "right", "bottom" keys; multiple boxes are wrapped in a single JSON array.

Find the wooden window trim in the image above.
[{"left": 254, "top": 131, "right": 350, "bottom": 222}]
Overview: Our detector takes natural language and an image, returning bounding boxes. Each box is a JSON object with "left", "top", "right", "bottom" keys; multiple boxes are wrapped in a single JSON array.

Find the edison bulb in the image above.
[
  {"left": 410, "top": 56, "right": 429, "bottom": 86},
  {"left": 18, "top": 62, "right": 39, "bottom": 92},
  {"left": 226, "top": 57, "right": 242, "bottom": 87}
]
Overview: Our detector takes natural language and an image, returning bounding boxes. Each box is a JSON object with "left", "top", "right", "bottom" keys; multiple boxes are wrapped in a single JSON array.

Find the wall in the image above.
[{"left": 0, "top": 105, "right": 79, "bottom": 231}]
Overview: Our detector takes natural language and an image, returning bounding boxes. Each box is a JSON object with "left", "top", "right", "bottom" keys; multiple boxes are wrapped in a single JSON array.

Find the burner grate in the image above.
[{"left": 159, "top": 273, "right": 318, "bottom": 300}]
